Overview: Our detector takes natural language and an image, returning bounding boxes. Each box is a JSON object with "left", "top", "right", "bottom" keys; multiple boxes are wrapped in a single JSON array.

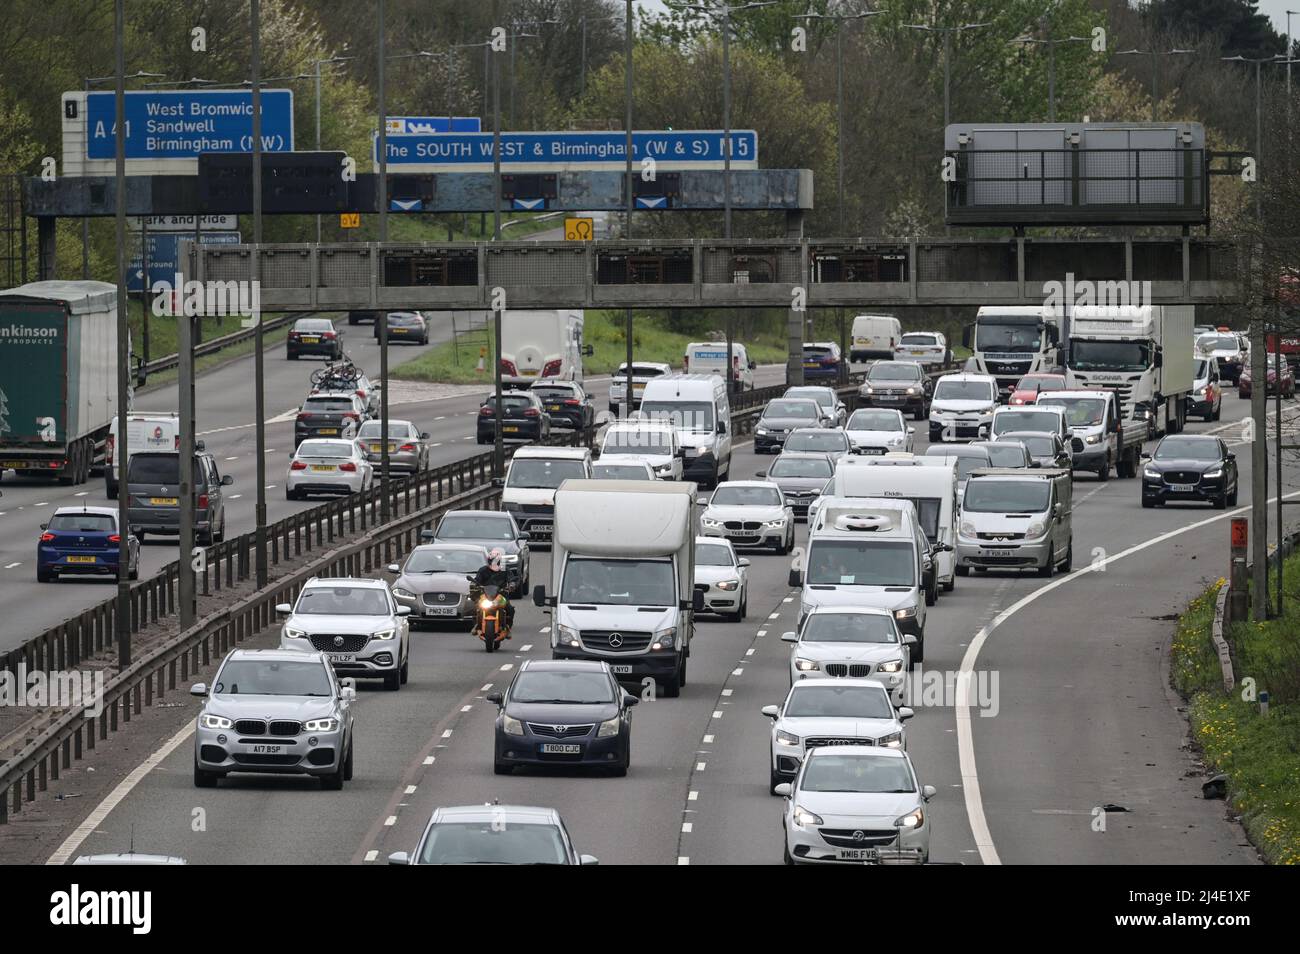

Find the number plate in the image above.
[
  {"left": 546, "top": 404, "right": 562, "bottom": 411},
  {"left": 424, "top": 606, "right": 458, "bottom": 617},
  {"left": 836, "top": 848, "right": 878, "bottom": 862},
  {"left": 391, "top": 328, "right": 407, "bottom": 334},
  {"left": 1170, "top": 483, "right": 1196, "bottom": 492},
  {"left": 369, "top": 443, "right": 395, "bottom": 453},
  {"left": 310, "top": 464, "right": 335, "bottom": 472},
  {"left": 503, "top": 426, "right": 520, "bottom": 433},
  {"left": 318, "top": 428, "right": 338, "bottom": 435},
  {"left": 3, "top": 460, "right": 27, "bottom": 469},
  {"left": 910, "top": 350, "right": 927, "bottom": 355},
  {"left": 540, "top": 743, "right": 581, "bottom": 754},
  {"left": 301, "top": 336, "right": 319, "bottom": 343},
  {"left": 610, "top": 664, "right": 633, "bottom": 674},
  {"left": 327, "top": 653, "right": 355, "bottom": 663},
  {"left": 531, "top": 523, "right": 552, "bottom": 535},
  {"left": 149, "top": 497, "right": 178, "bottom": 505},
  {"left": 251, "top": 744, "right": 283, "bottom": 754},
  {"left": 66, "top": 555, "right": 97, "bottom": 564}
]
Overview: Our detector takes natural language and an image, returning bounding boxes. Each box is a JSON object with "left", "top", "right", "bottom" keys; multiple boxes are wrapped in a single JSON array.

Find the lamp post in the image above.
[
  {"left": 623, "top": 0, "right": 634, "bottom": 420},
  {"left": 904, "top": 22, "right": 991, "bottom": 128},
  {"left": 313, "top": 55, "right": 355, "bottom": 242},
  {"left": 1009, "top": 15, "right": 1091, "bottom": 122},
  {"left": 580, "top": 12, "right": 626, "bottom": 98},
  {"left": 1113, "top": 48, "right": 1194, "bottom": 121}
]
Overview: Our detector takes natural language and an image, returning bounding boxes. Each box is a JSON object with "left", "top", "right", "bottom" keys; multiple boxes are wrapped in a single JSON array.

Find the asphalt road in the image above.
[{"left": 51, "top": 392, "right": 1291, "bottom": 865}]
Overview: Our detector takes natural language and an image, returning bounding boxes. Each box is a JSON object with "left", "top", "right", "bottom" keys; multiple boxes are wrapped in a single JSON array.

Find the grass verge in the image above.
[{"left": 1171, "top": 573, "right": 1300, "bottom": 865}]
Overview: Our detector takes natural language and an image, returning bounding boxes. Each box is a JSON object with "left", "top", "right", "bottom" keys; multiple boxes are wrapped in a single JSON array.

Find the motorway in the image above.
[{"left": 38, "top": 390, "right": 1291, "bottom": 865}]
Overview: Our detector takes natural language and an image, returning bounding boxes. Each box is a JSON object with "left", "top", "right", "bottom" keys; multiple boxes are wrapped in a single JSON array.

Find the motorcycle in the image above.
[{"left": 469, "top": 580, "right": 511, "bottom": 652}]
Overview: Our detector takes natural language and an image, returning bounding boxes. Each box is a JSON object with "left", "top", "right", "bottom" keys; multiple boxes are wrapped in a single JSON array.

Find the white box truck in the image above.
[
  {"left": 500, "top": 309, "right": 591, "bottom": 385},
  {"left": 1064, "top": 304, "right": 1194, "bottom": 439},
  {"left": 534, "top": 479, "right": 702, "bottom": 697}
]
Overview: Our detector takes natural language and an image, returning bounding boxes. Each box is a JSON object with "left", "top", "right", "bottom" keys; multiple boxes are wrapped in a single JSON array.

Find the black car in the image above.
[
  {"left": 1141, "top": 435, "right": 1238, "bottom": 509},
  {"left": 286, "top": 317, "right": 343, "bottom": 360},
  {"left": 476, "top": 391, "right": 551, "bottom": 444},
  {"left": 347, "top": 310, "right": 380, "bottom": 325},
  {"left": 486, "top": 659, "right": 637, "bottom": 777},
  {"left": 857, "top": 361, "right": 932, "bottom": 420},
  {"left": 294, "top": 391, "right": 368, "bottom": 447},
  {"left": 531, "top": 381, "right": 595, "bottom": 430},
  {"left": 754, "top": 398, "right": 831, "bottom": 453},
  {"left": 374, "top": 311, "right": 430, "bottom": 345}
]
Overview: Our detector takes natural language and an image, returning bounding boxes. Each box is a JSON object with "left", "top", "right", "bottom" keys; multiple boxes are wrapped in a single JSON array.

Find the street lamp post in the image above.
[
  {"left": 623, "top": 0, "right": 634, "bottom": 421},
  {"left": 904, "top": 22, "right": 991, "bottom": 128},
  {"left": 1113, "top": 47, "right": 1194, "bottom": 121},
  {"left": 1009, "top": 17, "right": 1091, "bottom": 122},
  {"left": 313, "top": 55, "right": 355, "bottom": 242},
  {"left": 581, "top": 12, "right": 625, "bottom": 98},
  {"left": 251, "top": 0, "right": 269, "bottom": 588}
]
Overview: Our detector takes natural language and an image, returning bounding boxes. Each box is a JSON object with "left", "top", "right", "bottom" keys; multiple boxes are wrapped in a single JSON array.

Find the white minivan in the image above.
[
  {"left": 684, "top": 341, "right": 754, "bottom": 391},
  {"left": 500, "top": 310, "right": 592, "bottom": 385},
  {"left": 495, "top": 446, "right": 593, "bottom": 542},
  {"left": 105, "top": 411, "right": 181, "bottom": 499},
  {"left": 638, "top": 374, "right": 732, "bottom": 488},
  {"left": 850, "top": 315, "right": 903, "bottom": 362}
]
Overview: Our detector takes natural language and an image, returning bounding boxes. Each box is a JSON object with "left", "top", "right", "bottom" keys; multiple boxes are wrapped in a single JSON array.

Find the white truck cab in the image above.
[{"left": 963, "top": 306, "right": 1063, "bottom": 400}]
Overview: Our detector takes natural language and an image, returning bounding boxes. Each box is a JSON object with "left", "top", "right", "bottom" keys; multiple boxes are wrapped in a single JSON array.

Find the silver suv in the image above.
[
  {"left": 191, "top": 649, "right": 356, "bottom": 790},
  {"left": 278, "top": 577, "right": 411, "bottom": 690}
]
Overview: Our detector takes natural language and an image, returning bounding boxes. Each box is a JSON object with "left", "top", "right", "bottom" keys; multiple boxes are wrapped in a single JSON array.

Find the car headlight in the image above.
[
  {"left": 501, "top": 554, "right": 520, "bottom": 565},
  {"left": 762, "top": 517, "right": 787, "bottom": 529},
  {"left": 556, "top": 624, "right": 581, "bottom": 647},
  {"left": 1143, "top": 467, "right": 1161, "bottom": 480},
  {"left": 756, "top": 426, "right": 768, "bottom": 435},
  {"left": 877, "top": 731, "right": 903, "bottom": 748},
  {"left": 701, "top": 516, "right": 724, "bottom": 529},
  {"left": 392, "top": 587, "right": 416, "bottom": 600},
  {"left": 373, "top": 629, "right": 396, "bottom": 640},
  {"left": 283, "top": 625, "right": 307, "bottom": 639},
  {"left": 652, "top": 627, "right": 676, "bottom": 651},
  {"left": 792, "top": 804, "right": 823, "bottom": 828},
  {"left": 303, "top": 717, "right": 339, "bottom": 732},
  {"left": 1085, "top": 434, "right": 1101, "bottom": 445},
  {"left": 895, "top": 807, "right": 925, "bottom": 829},
  {"left": 888, "top": 436, "right": 904, "bottom": 445},
  {"left": 960, "top": 520, "right": 976, "bottom": 536},
  {"left": 776, "top": 728, "right": 801, "bottom": 746},
  {"left": 906, "top": 387, "right": 917, "bottom": 395},
  {"left": 1203, "top": 468, "right": 1223, "bottom": 479},
  {"left": 200, "top": 713, "right": 232, "bottom": 730},
  {"left": 877, "top": 659, "right": 904, "bottom": 674},
  {"left": 655, "top": 463, "right": 673, "bottom": 473},
  {"left": 894, "top": 606, "right": 917, "bottom": 620},
  {"left": 597, "top": 715, "right": 622, "bottom": 738},
  {"left": 862, "top": 386, "right": 874, "bottom": 394},
  {"left": 716, "top": 579, "right": 740, "bottom": 591},
  {"left": 502, "top": 714, "right": 525, "bottom": 736},
  {"left": 1026, "top": 520, "right": 1046, "bottom": 537},
  {"left": 794, "top": 657, "right": 820, "bottom": 672}
]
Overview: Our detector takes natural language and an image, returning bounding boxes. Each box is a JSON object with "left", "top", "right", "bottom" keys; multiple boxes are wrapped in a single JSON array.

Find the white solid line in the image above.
[
  {"left": 703, "top": 734, "right": 714, "bottom": 744},
  {"left": 4, "top": 562, "right": 20, "bottom": 569},
  {"left": 384, "top": 815, "right": 397, "bottom": 826},
  {"left": 47, "top": 720, "right": 196, "bottom": 865},
  {"left": 957, "top": 488, "right": 1300, "bottom": 867},
  {"left": 364, "top": 850, "right": 378, "bottom": 862},
  {"left": 405, "top": 785, "right": 417, "bottom": 795}
]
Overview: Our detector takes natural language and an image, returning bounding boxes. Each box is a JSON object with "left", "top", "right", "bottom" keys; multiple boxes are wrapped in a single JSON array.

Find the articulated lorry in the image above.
[
  {"left": 1064, "top": 304, "right": 1194, "bottom": 440},
  {"left": 0, "top": 281, "right": 140, "bottom": 485},
  {"left": 961, "top": 306, "right": 1063, "bottom": 400},
  {"left": 535, "top": 479, "right": 700, "bottom": 697}
]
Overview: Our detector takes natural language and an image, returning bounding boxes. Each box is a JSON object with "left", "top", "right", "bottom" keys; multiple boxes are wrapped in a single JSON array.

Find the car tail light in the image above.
[
  {"left": 355, "top": 389, "right": 366, "bottom": 399},
  {"left": 198, "top": 494, "right": 209, "bottom": 510},
  {"left": 290, "top": 461, "right": 307, "bottom": 470},
  {"left": 40, "top": 532, "right": 55, "bottom": 542},
  {"left": 523, "top": 408, "right": 540, "bottom": 417},
  {"left": 563, "top": 399, "right": 580, "bottom": 406},
  {"left": 480, "top": 406, "right": 494, "bottom": 416},
  {"left": 542, "top": 359, "right": 563, "bottom": 377},
  {"left": 500, "top": 359, "right": 518, "bottom": 376},
  {"left": 52, "top": 461, "right": 63, "bottom": 469},
  {"left": 288, "top": 332, "right": 299, "bottom": 339},
  {"left": 343, "top": 412, "right": 360, "bottom": 421},
  {"left": 108, "top": 534, "right": 121, "bottom": 544},
  {"left": 297, "top": 411, "right": 313, "bottom": 420},
  {"left": 105, "top": 434, "right": 115, "bottom": 463},
  {"left": 399, "top": 443, "right": 416, "bottom": 452},
  {"left": 174, "top": 434, "right": 180, "bottom": 450},
  {"left": 323, "top": 331, "right": 336, "bottom": 339},
  {"left": 340, "top": 462, "right": 358, "bottom": 472}
]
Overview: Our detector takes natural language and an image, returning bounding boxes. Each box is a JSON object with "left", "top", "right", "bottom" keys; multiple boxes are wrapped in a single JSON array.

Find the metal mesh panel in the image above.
[
  {"left": 1132, "top": 242, "right": 1185, "bottom": 282},
  {"left": 1192, "top": 242, "right": 1240, "bottom": 282},
  {"left": 810, "top": 246, "right": 908, "bottom": 283},
  {"left": 383, "top": 246, "right": 478, "bottom": 286},
  {"left": 1026, "top": 243, "right": 1126, "bottom": 284},
  {"left": 319, "top": 247, "right": 372, "bottom": 288},
  {"left": 596, "top": 248, "right": 693, "bottom": 284},
  {"left": 203, "top": 249, "right": 253, "bottom": 283},
  {"left": 484, "top": 246, "right": 586, "bottom": 286},
  {"left": 916, "top": 243, "right": 1015, "bottom": 283},
  {"left": 701, "top": 245, "right": 801, "bottom": 284},
  {"left": 260, "top": 248, "right": 311, "bottom": 288}
]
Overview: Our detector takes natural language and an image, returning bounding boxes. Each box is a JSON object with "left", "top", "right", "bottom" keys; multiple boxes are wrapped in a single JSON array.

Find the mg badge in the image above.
[{"left": 333, "top": 636, "right": 344, "bottom": 648}]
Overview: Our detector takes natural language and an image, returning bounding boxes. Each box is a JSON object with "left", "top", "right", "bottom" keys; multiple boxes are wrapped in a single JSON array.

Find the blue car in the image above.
[
  {"left": 37, "top": 506, "right": 139, "bottom": 583},
  {"left": 802, "top": 342, "right": 843, "bottom": 381}
]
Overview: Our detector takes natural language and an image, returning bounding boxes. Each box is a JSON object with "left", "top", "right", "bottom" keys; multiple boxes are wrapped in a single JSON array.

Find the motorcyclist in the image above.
[{"left": 472, "top": 548, "right": 515, "bottom": 635}]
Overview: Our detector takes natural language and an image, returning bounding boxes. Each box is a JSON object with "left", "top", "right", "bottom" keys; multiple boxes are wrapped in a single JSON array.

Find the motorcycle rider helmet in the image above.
[{"left": 487, "top": 547, "right": 504, "bottom": 571}]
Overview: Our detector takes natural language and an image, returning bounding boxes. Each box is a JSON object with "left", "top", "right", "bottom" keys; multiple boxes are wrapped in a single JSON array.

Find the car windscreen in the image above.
[
  {"left": 803, "top": 347, "right": 834, "bottom": 358},
  {"left": 404, "top": 548, "right": 485, "bottom": 574},
  {"left": 900, "top": 334, "right": 937, "bottom": 346},
  {"left": 127, "top": 454, "right": 199, "bottom": 485},
  {"left": 868, "top": 364, "right": 921, "bottom": 382},
  {"left": 801, "top": 753, "right": 916, "bottom": 794},
  {"left": 801, "top": 613, "right": 898, "bottom": 644},
  {"left": 296, "top": 441, "right": 351, "bottom": 458},
  {"left": 983, "top": 444, "right": 1028, "bottom": 467},
  {"left": 1197, "top": 335, "right": 1239, "bottom": 352},
  {"left": 621, "top": 365, "right": 667, "bottom": 378},
  {"left": 603, "top": 430, "right": 672, "bottom": 455},
  {"left": 1070, "top": 340, "right": 1151, "bottom": 372},
  {"left": 847, "top": 410, "right": 902, "bottom": 431},
  {"left": 993, "top": 411, "right": 1060, "bottom": 435},
  {"left": 510, "top": 670, "right": 615, "bottom": 704},
  {"left": 763, "top": 401, "right": 818, "bottom": 420},
  {"left": 1016, "top": 376, "right": 1064, "bottom": 392},
  {"left": 213, "top": 660, "right": 332, "bottom": 697},
  {"left": 784, "top": 431, "right": 849, "bottom": 452},
  {"left": 303, "top": 397, "right": 355, "bottom": 412},
  {"left": 769, "top": 457, "right": 833, "bottom": 478},
  {"left": 293, "top": 319, "right": 332, "bottom": 331},
  {"left": 437, "top": 515, "right": 516, "bottom": 540},
  {"left": 710, "top": 486, "right": 783, "bottom": 507},
  {"left": 48, "top": 513, "right": 117, "bottom": 533},
  {"left": 785, "top": 685, "right": 894, "bottom": 719},
  {"left": 786, "top": 389, "right": 832, "bottom": 408},
  {"left": 358, "top": 420, "right": 415, "bottom": 437},
  {"left": 934, "top": 380, "right": 993, "bottom": 401},
  {"left": 533, "top": 387, "right": 577, "bottom": 402},
  {"left": 962, "top": 480, "right": 1051, "bottom": 513},
  {"left": 806, "top": 539, "right": 915, "bottom": 586},
  {"left": 973, "top": 321, "right": 1042, "bottom": 352},
  {"left": 486, "top": 396, "right": 534, "bottom": 413},
  {"left": 1037, "top": 397, "right": 1104, "bottom": 427},
  {"left": 639, "top": 401, "right": 714, "bottom": 432},
  {"left": 1154, "top": 438, "right": 1222, "bottom": 461},
  {"left": 418, "top": 822, "right": 568, "bottom": 865},
  {"left": 506, "top": 459, "right": 588, "bottom": 489},
  {"left": 696, "top": 544, "right": 734, "bottom": 567},
  {"left": 560, "top": 558, "right": 675, "bottom": 606},
  {"left": 295, "top": 586, "right": 391, "bottom": 615},
  {"left": 1013, "top": 435, "right": 1055, "bottom": 458},
  {"left": 592, "top": 464, "right": 651, "bottom": 480}
]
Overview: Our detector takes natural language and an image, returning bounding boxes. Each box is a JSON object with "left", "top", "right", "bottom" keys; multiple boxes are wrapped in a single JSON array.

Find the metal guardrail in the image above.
[{"left": 140, "top": 312, "right": 301, "bottom": 376}]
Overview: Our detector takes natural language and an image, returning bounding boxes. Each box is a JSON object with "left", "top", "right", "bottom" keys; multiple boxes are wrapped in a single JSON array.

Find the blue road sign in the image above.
[
  {"left": 373, "top": 129, "right": 759, "bottom": 172},
  {"left": 127, "top": 231, "right": 241, "bottom": 292},
  {"left": 86, "top": 90, "right": 294, "bottom": 160},
  {"left": 385, "top": 116, "right": 481, "bottom": 134}
]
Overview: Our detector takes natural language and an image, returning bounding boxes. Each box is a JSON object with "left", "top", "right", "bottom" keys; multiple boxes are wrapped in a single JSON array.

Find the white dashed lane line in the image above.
[
  {"left": 364, "top": 850, "right": 378, "bottom": 862},
  {"left": 4, "top": 562, "right": 21, "bottom": 569}
]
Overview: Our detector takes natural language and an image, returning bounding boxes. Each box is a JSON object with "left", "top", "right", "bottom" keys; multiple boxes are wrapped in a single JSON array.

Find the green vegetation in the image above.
[{"left": 1171, "top": 570, "right": 1300, "bottom": 865}]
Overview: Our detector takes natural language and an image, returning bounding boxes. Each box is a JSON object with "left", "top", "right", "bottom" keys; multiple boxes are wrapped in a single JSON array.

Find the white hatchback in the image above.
[
  {"left": 844, "top": 407, "right": 913, "bottom": 456},
  {"left": 286, "top": 439, "right": 374, "bottom": 499}
]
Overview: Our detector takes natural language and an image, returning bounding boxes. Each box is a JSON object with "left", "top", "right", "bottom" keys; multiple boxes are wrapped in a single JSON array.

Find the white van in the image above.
[
  {"left": 105, "top": 411, "right": 180, "bottom": 499},
  {"left": 956, "top": 467, "right": 1073, "bottom": 578},
  {"left": 637, "top": 374, "right": 732, "bottom": 489},
  {"left": 495, "top": 446, "right": 592, "bottom": 541},
  {"left": 814, "top": 457, "right": 958, "bottom": 597},
  {"left": 684, "top": 341, "right": 754, "bottom": 391},
  {"left": 500, "top": 310, "right": 592, "bottom": 385},
  {"left": 851, "top": 315, "right": 903, "bottom": 362},
  {"left": 790, "top": 498, "right": 930, "bottom": 663},
  {"left": 599, "top": 422, "right": 684, "bottom": 480}
]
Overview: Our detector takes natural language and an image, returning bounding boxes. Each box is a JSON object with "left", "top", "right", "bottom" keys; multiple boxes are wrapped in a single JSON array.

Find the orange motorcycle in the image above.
[{"left": 470, "top": 581, "right": 511, "bottom": 652}]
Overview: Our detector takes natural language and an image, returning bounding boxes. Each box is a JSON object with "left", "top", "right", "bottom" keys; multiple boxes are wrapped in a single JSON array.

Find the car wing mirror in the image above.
[
  {"left": 387, "top": 852, "right": 410, "bottom": 866},
  {"left": 761, "top": 704, "right": 781, "bottom": 719},
  {"left": 780, "top": 631, "right": 798, "bottom": 642},
  {"left": 485, "top": 691, "right": 504, "bottom": 705},
  {"left": 396, "top": 605, "right": 411, "bottom": 616},
  {"left": 189, "top": 682, "right": 208, "bottom": 697}
]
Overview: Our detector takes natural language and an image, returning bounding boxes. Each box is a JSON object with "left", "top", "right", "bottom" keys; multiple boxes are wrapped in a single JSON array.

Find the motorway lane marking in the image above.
[
  {"left": 745, "top": 648, "right": 755, "bottom": 656},
  {"left": 703, "top": 734, "right": 715, "bottom": 744},
  {"left": 74, "top": 491, "right": 88, "bottom": 497},
  {"left": 431, "top": 443, "right": 442, "bottom": 447},
  {"left": 682, "top": 822, "right": 693, "bottom": 833},
  {"left": 423, "top": 756, "right": 435, "bottom": 765},
  {"left": 711, "top": 710, "right": 723, "bottom": 718},
  {"left": 405, "top": 785, "right": 418, "bottom": 794},
  {"left": 756, "top": 630, "right": 766, "bottom": 636},
  {"left": 229, "top": 494, "right": 242, "bottom": 499},
  {"left": 385, "top": 816, "right": 397, "bottom": 826},
  {"left": 767, "top": 612, "right": 779, "bottom": 619},
  {"left": 481, "top": 683, "right": 493, "bottom": 691},
  {"left": 696, "top": 762, "right": 706, "bottom": 771},
  {"left": 460, "top": 705, "right": 473, "bottom": 712},
  {"left": 540, "top": 626, "right": 551, "bottom": 632},
  {"left": 688, "top": 791, "right": 699, "bottom": 800},
  {"left": 783, "top": 596, "right": 793, "bottom": 602},
  {"left": 520, "top": 643, "right": 533, "bottom": 651},
  {"left": 499, "top": 663, "right": 513, "bottom": 670},
  {"left": 4, "top": 562, "right": 21, "bottom": 569},
  {"left": 225, "top": 456, "right": 239, "bottom": 461},
  {"left": 678, "top": 857, "right": 690, "bottom": 864},
  {"left": 732, "top": 668, "right": 744, "bottom": 676},
  {"left": 441, "top": 729, "right": 453, "bottom": 738},
  {"left": 721, "top": 689, "right": 733, "bottom": 697},
  {"left": 34, "top": 501, "right": 47, "bottom": 507},
  {"left": 956, "top": 486, "right": 1300, "bottom": 867},
  {"left": 365, "top": 850, "right": 378, "bottom": 862},
  {"left": 46, "top": 719, "right": 196, "bottom": 865}
]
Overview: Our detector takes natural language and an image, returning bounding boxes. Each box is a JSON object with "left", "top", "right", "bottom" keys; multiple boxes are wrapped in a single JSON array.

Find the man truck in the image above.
[{"left": 961, "top": 305, "right": 1063, "bottom": 401}]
